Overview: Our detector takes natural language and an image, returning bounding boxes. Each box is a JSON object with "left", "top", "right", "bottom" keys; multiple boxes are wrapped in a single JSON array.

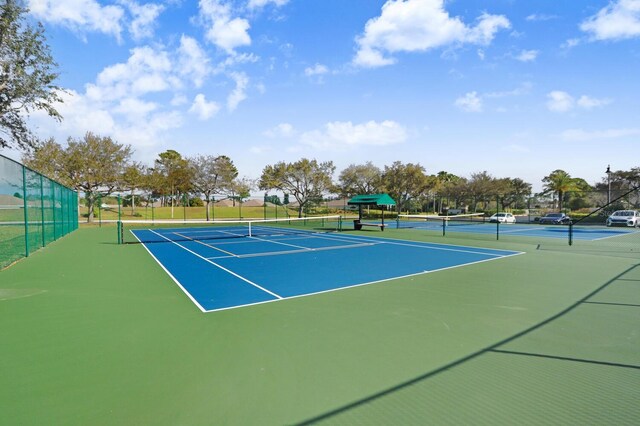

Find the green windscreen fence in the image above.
[{"left": 0, "top": 154, "right": 78, "bottom": 269}]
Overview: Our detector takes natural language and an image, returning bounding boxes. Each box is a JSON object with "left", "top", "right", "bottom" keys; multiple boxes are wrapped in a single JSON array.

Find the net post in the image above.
[
  {"left": 442, "top": 217, "right": 446, "bottom": 236},
  {"left": 118, "top": 194, "right": 122, "bottom": 222},
  {"left": 568, "top": 222, "right": 573, "bottom": 246},
  {"left": 117, "top": 220, "right": 122, "bottom": 244},
  {"left": 248, "top": 221, "right": 252, "bottom": 237},
  {"left": 496, "top": 195, "right": 500, "bottom": 241}
]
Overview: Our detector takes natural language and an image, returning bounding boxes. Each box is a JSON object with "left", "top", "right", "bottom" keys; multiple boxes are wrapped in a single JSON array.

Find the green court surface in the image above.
[{"left": 1, "top": 226, "right": 638, "bottom": 425}]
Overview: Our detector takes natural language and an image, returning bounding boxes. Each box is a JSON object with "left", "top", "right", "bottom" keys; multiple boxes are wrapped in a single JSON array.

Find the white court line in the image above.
[
  {"left": 202, "top": 247, "right": 524, "bottom": 313},
  {"left": 205, "top": 241, "right": 378, "bottom": 260},
  {"left": 130, "top": 230, "right": 207, "bottom": 312},
  {"left": 248, "top": 234, "right": 314, "bottom": 250},
  {"left": 317, "top": 232, "right": 521, "bottom": 257},
  {"left": 148, "top": 229, "right": 283, "bottom": 300}
]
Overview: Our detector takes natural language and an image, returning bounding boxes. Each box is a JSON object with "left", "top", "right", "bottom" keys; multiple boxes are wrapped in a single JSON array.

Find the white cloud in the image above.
[
  {"left": 113, "top": 97, "right": 158, "bottom": 121},
  {"left": 178, "top": 36, "right": 211, "bottom": 88},
  {"left": 581, "top": 0, "right": 640, "bottom": 41},
  {"left": 525, "top": 14, "right": 557, "bottom": 22},
  {"left": 515, "top": 49, "right": 539, "bottom": 62},
  {"left": 577, "top": 95, "right": 612, "bottom": 109},
  {"left": 121, "top": 0, "right": 165, "bottom": 40},
  {"left": 546, "top": 91, "right": 575, "bottom": 112},
  {"left": 304, "top": 64, "right": 329, "bottom": 77},
  {"left": 353, "top": 0, "right": 510, "bottom": 68},
  {"left": 263, "top": 123, "right": 296, "bottom": 138},
  {"left": 455, "top": 91, "right": 483, "bottom": 112},
  {"left": 199, "top": 0, "right": 251, "bottom": 53},
  {"left": 560, "top": 128, "right": 640, "bottom": 141},
  {"left": 27, "top": 0, "right": 125, "bottom": 40},
  {"left": 86, "top": 46, "right": 175, "bottom": 102},
  {"left": 300, "top": 120, "right": 407, "bottom": 150},
  {"left": 30, "top": 89, "right": 183, "bottom": 150},
  {"left": 227, "top": 72, "right": 249, "bottom": 111},
  {"left": 561, "top": 38, "right": 581, "bottom": 49},
  {"left": 189, "top": 94, "right": 221, "bottom": 120},
  {"left": 485, "top": 82, "right": 533, "bottom": 98},
  {"left": 248, "top": 0, "right": 289, "bottom": 9},
  {"left": 547, "top": 91, "right": 611, "bottom": 112}
]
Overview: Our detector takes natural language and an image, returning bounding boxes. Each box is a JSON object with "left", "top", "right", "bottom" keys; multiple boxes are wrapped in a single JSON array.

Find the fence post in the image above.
[
  {"left": 40, "top": 174, "right": 45, "bottom": 248},
  {"left": 22, "top": 165, "right": 29, "bottom": 257}
]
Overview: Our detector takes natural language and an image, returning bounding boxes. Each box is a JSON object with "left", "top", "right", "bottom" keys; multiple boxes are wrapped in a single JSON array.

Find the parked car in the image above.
[
  {"left": 606, "top": 210, "right": 640, "bottom": 227},
  {"left": 489, "top": 212, "right": 516, "bottom": 223},
  {"left": 539, "top": 212, "right": 572, "bottom": 225}
]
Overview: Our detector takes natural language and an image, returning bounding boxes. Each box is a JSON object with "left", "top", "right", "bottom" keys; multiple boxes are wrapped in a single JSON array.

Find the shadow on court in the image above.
[{"left": 298, "top": 264, "right": 640, "bottom": 425}]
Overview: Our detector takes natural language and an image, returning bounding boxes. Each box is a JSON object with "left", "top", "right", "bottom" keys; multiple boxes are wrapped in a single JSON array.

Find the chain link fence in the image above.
[{"left": 0, "top": 154, "right": 79, "bottom": 269}]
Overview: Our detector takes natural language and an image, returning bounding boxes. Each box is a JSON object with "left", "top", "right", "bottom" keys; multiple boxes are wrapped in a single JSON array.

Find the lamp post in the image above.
[{"left": 606, "top": 164, "right": 611, "bottom": 205}]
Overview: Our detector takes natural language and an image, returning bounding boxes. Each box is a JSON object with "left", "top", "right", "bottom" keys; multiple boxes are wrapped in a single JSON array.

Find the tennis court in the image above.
[
  {"left": 2, "top": 222, "right": 639, "bottom": 424},
  {"left": 129, "top": 220, "right": 522, "bottom": 312},
  {"left": 397, "top": 214, "right": 639, "bottom": 240}
]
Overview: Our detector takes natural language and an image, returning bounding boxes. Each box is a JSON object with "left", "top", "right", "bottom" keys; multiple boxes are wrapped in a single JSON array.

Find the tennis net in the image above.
[
  {"left": 118, "top": 215, "right": 343, "bottom": 244},
  {"left": 396, "top": 213, "right": 486, "bottom": 229}
]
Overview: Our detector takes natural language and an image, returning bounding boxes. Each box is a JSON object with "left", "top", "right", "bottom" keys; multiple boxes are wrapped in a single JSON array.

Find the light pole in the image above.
[{"left": 606, "top": 164, "right": 611, "bottom": 205}]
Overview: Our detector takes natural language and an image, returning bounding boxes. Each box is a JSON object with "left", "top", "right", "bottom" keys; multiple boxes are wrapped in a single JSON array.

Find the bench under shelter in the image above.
[{"left": 347, "top": 194, "right": 396, "bottom": 231}]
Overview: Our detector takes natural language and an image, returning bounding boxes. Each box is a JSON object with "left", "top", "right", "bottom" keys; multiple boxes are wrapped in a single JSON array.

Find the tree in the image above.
[
  {"left": 542, "top": 169, "right": 582, "bottom": 211},
  {"left": 120, "top": 162, "right": 145, "bottom": 215},
  {"left": 498, "top": 178, "right": 532, "bottom": 210},
  {"left": 1, "top": 0, "right": 64, "bottom": 150},
  {"left": 22, "top": 137, "right": 65, "bottom": 181},
  {"left": 381, "top": 161, "right": 428, "bottom": 213},
  {"left": 433, "top": 171, "right": 463, "bottom": 213},
  {"left": 189, "top": 154, "right": 238, "bottom": 221},
  {"left": 154, "top": 150, "right": 192, "bottom": 218},
  {"left": 25, "top": 132, "right": 132, "bottom": 222},
  {"left": 467, "top": 171, "right": 497, "bottom": 212},
  {"left": 259, "top": 158, "right": 335, "bottom": 218},
  {"left": 336, "top": 162, "right": 382, "bottom": 197}
]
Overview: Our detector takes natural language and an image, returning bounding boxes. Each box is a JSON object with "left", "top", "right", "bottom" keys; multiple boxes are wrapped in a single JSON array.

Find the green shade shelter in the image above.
[{"left": 347, "top": 193, "right": 396, "bottom": 230}]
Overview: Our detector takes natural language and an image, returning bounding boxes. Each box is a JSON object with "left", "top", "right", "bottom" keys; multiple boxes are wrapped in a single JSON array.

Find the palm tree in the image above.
[{"left": 542, "top": 170, "right": 580, "bottom": 211}]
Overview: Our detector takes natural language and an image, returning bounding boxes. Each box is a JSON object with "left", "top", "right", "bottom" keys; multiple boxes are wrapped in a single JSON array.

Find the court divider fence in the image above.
[{"left": 0, "top": 154, "right": 79, "bottom": 269}]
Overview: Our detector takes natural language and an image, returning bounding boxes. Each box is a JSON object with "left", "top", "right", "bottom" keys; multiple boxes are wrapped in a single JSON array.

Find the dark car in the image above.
[{"left": 539, "top": 212, "right": 572, "bottom": 225}]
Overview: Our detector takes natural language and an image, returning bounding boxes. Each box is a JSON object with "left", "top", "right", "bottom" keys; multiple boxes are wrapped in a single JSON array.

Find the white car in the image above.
[
  {"left": 606, "top": 210, "right": 640, "bottom": 227},
  {"left": 489, "top": 212, "right": 516, "bottom": 224}
]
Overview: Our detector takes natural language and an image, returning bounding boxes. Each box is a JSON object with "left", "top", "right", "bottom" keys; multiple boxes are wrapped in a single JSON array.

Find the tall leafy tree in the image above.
[
  {"left": 542, "top": 169, "right": 582, "bottom": 211},
  {"left": 154, "top": 150, "right": 192, "bottom": 218},
  {"left": 498, "top": 178, "right": 532, "bottom": 210},
  {"left": 120, "top": 162, "right": 145, "bottom": 215},
  {"left": 381, "top": 161, "right": 428, "bottom": 213},
  {"left": 259, "top": 158, "right": 335, "bottom": 217},
  {"left": 1, "top": 0, "right": 64, "bottom": 150},
  {"left": 467, "top": 171, "right": 497, "bottom": 212},
  {"left": 189, "top": 155, "right": 238, "bottom": 221},
  {"left": 336, "top": 162, "right": 382, "bottom": 197},
  {"left": 22, "top": 136, "right": 64, "bottom": 181},
  {"left": 25, "top": 132, "right": 132, "bottom": 222}
]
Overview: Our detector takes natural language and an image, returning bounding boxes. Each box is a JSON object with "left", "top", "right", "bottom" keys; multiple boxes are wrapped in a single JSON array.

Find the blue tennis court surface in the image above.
[
  {"left": 134, "top": 229, "right": 523, "bottom": 312},
  {"left": 397, "top": 221, "right": 639, "bottom": 240}
]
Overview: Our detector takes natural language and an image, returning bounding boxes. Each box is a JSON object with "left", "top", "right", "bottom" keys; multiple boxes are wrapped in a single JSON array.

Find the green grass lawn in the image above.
[{"left": 1, "top": 225, "right": 638, "bottom": 424}]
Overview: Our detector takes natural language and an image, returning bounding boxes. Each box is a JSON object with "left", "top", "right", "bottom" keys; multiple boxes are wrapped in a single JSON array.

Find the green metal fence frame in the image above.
[{"left": 0, "top": 154, "right": 79, "bottom": 268}]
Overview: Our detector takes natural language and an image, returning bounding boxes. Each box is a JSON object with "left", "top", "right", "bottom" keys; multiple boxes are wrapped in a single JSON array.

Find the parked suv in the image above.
[
  {"left": 539, "top": 212, "right": 572, "bottom": 225},
  {"left": 606, "top": 210, "right": 640, "bottom": 227}
]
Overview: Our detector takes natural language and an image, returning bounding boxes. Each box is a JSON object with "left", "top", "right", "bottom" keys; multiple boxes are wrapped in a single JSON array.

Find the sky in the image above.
[{"left": 3, "top": 0, "right": 640, "bottom": 193}]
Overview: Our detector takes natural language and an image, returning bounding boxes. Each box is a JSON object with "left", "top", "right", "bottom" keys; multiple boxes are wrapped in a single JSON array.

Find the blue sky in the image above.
[{"left": 4, "top": 0, "right": 640, "bottom": 192}]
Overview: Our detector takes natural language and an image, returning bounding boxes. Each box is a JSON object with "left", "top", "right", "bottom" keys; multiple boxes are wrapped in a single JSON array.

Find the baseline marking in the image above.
[{"left": 148, "top": 229, "right": 283, "bottom": 300}]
